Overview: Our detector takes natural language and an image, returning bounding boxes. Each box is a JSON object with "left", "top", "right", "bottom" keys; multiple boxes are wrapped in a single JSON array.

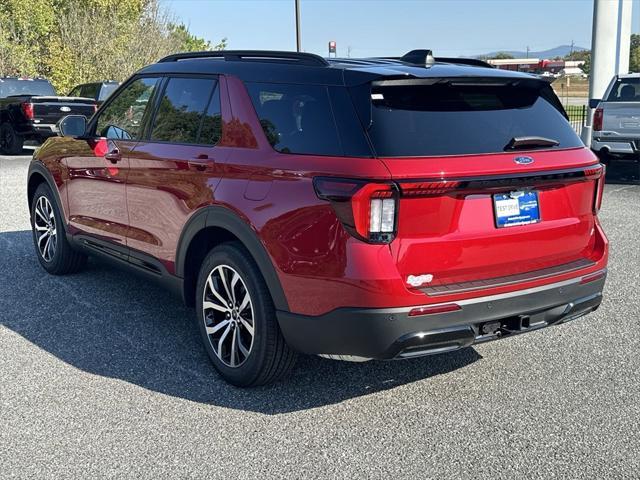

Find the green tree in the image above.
[
  {"left": 630, "top": 33, "right": 640, "bottom": 73},
  {"left": 564, "top": 49, "right": 590, "bottom": 75},
  {"left": 489, "top": 52, "right": 514, "bottom": 60},
  {"left": 0, "top": 0, "right": 226, "bottom": 92}
]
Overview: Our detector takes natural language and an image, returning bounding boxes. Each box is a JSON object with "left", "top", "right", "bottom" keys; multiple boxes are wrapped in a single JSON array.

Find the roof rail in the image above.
[
  {"left": 435, "top": 57, "right": 494, "bottom": 68},
  {"left": 158, "top": 50, "right": 329, "bottom": 67}
]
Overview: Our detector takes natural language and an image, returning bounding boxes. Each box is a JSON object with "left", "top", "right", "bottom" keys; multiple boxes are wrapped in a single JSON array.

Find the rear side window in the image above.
[
  {"left": 150, "top": 77, "right": 217, "bottom": 144},
  {"left": 606, "top": 77, "right": 639, "bottom": 102},
  {"left": 246, "top": 82, "right": 342, "bottom": 156},
  {"left": 0, "top": 79, "right": 56, "bottom": 98},
  {"left": 363, "top": 82, "right": 582, "bottom": 157}
]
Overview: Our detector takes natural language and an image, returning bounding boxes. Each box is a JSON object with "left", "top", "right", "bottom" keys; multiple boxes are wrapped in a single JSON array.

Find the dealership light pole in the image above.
[
  {"left": 582, "top": 0, "right": 633, "bottom": 145},
  {"left": 295, "top": 0, "right": 302, "bottom": 52}
]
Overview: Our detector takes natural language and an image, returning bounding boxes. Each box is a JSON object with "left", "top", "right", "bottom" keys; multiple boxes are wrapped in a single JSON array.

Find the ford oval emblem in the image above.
[
  {"left": 514, "top": 156, "right": 534, "bottom": 165},
  {"left": 60, "top": 106, "right": 71, "bottom": 112}
]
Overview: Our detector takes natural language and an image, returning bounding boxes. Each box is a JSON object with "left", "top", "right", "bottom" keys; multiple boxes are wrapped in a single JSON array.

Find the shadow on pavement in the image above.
[{"left": 0, "top": 230, "right": 481, "bottom": 414}]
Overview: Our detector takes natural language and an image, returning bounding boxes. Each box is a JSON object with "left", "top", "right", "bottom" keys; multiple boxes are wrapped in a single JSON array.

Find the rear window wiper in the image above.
[{"left": 505, "top": 136, "right": 559, "bottom": 150}]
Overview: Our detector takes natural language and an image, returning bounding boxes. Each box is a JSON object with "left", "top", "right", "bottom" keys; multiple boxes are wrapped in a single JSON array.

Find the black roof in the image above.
[{"left": 138, "top": 49, "right": 543, "bottom": 87}]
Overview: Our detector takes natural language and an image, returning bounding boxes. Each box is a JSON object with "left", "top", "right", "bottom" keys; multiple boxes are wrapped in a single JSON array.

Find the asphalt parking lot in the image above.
[{"left": 1, "top": 151, "right": 639, "bottom": 479}]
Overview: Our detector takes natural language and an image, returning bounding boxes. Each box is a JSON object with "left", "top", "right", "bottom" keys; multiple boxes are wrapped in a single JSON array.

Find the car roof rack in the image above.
[
  {"left": 435, "top": 57, "right": 494, "bottom": 68},
  {"left": 158, "top": 50, "right": 330, "bottom": 67}
]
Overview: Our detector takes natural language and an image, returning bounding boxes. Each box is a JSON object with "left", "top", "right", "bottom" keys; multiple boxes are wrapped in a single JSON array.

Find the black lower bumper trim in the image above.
[{"left": 276, "top": 273, "right": 606, "bottom": 360}]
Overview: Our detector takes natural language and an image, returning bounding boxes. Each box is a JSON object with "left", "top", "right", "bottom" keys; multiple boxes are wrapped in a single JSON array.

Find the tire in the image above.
[
  {"left": 30, "top": 183, "right": 87, "bottom": 275},
  {"left": 0, "top": 123, "right": 24, "bottom": 155},
  {"left": 195, "top": 242, "right": 297, "bottom": 387}
]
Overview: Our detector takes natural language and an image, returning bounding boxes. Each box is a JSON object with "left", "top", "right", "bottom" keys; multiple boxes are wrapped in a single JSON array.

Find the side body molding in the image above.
[{"left": 175, "top": 206, "right": 290, "bottom": 312}]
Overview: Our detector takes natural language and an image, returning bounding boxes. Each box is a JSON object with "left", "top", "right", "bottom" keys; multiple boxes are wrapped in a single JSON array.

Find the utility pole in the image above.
[
  {"left": 295, "top": 0, "right": 302, "bottom": 52},
  {"left": 526, "top": 46, "right": 530, "bottom": 58},
  {"left": 570, "top": 40, "right": 574, "bottom": 55}
]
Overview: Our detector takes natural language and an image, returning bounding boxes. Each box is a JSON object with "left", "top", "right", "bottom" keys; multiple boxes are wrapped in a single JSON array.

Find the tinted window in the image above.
[
  {"left": 199, "top": 84, "right": 222, "bottom": 145},
  {"left": 150, "top": 77, "right": 216, "bottom": 144},
  {"left": 96, "top": 77, "right": 159, "bottom": 140},
  {"left": 0, "top": 79, "right": 55, "bottom": 98},
  {"left": 365, "top": 82, "right": 582, "bottom": 157},
  {"left": 606, "top": 77, "right": 640, "bottom": 102},
  {"left": 81, "top": 84, "right": 99, "bottom": 99},
  {"left": 246, "top": 82, "right": 342, "bottom": 156},
  {"left": 68, "top": 86, "right": 81, "bottom": 97}
]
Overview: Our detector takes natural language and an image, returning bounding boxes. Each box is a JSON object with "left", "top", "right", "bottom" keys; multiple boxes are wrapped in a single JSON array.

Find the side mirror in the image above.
[
  {"left": 588, "top": 99, "right": 601, "bottom": 109},
  {"left": 57, "top": 115, "right": 87, "bottom": 137}
]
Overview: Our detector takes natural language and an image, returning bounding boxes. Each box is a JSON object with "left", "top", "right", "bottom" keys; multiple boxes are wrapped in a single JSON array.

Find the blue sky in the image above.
[{"left": 164, "top": 0, "right": 640, "bottom": 58}]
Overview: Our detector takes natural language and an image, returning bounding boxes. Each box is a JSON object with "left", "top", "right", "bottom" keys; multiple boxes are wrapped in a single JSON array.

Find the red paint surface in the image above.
[{"left": 35, "top": 74, "right": 609, "bottom": 316}]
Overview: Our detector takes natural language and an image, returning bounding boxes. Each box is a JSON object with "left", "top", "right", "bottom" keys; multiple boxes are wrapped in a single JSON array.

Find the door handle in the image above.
[
  {"left": 104, "top": 149, "right": 121, "bottom": 164},
  {"left": 188, "top": 154, "right": 211, "bottom": 171}
]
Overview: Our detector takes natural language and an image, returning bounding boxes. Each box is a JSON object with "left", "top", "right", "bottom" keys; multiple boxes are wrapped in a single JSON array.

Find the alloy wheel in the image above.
[
  {"left": 33, "top": 196, "right": 57, "bottom": 262},
  {"left": 202, "top": 264, "right": 255, "bottom": 368}
]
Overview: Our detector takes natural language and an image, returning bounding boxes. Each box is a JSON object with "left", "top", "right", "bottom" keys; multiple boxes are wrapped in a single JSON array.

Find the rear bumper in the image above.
[
  {"left": 592, "top": 137, "right": 639, "bottom": 155},
  {"left": 277, "top": 272, "right": 606, "bottom": 360},
  {"left": 17, "top": 123, "right": 58, "bottom": 141}
]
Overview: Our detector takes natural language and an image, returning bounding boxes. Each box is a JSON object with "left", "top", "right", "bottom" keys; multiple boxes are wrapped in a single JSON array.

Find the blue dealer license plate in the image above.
[{"left": 493, "top": 191, "right": 540, "bottom": 228}]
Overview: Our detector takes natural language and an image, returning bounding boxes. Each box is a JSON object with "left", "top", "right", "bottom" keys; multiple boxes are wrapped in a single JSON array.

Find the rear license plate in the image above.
[{"left": 493, "top": 190, "right": 540, "bottom": 228}]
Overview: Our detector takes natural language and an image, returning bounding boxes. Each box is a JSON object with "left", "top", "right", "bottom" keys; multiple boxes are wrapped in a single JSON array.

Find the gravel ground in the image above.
[{"left": 1, "top": 152, "right": 639, "bottom": 479}]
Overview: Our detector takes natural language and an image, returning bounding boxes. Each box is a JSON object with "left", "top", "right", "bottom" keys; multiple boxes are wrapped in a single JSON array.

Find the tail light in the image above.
[
  {"left": 593, "top": 108, "right": 603, "bottom": 131},
  {"left": 93, "top": 104, "right": 98, "bottom": 113},
  {"left": 313, "top": 177, "right": 398, "bottom": 243},
  {"left": 398, "top": 180, "right": 461, "bottom": 197},
  {"left": 593, "top": 164, "right": 606, "bottom": 214},
  {"left": 21, "top": 102, "right": 34, "bottom": 120}
]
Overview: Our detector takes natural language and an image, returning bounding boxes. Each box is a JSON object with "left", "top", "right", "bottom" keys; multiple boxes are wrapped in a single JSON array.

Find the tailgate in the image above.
[
  {"left": 384, "top": 149, "right": 603, "bottom": 290},
  {"left": 602, "top": 102, "right": 640, "bottom": 138},
  {"left": 30, "top": 96, "right": 96, "bottom": 124},
  {"left": 358, "top": 77, "right": 604, "bottom": 290}
]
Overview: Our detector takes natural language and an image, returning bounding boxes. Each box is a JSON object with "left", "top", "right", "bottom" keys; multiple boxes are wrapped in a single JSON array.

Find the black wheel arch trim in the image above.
[
  {"left": 176, "top": 205, "right": 290, "bottom": 312},
  {"left": 27, "top": 161, "right": 68, "bottom": 235}
]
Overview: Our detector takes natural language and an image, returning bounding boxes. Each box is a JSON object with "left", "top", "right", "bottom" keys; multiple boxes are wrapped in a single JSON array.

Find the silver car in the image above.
[{"left": 591, "top": 73, "right": 640, "bottom": 159}]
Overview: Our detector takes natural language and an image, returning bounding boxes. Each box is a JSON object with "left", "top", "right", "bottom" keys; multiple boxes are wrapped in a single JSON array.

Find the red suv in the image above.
[{"left": 27, "top": 50, "right": 608, "bottom": 386}]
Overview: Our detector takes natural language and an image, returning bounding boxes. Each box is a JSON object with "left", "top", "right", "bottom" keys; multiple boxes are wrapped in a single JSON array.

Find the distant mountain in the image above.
[{"left": 479, "top": 45, "right": 589, "bottom": 59}]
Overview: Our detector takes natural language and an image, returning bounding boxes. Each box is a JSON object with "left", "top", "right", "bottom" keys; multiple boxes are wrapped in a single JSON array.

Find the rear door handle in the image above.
[{"left": 104, "top": 149, "right": 121, "bottom": 164}]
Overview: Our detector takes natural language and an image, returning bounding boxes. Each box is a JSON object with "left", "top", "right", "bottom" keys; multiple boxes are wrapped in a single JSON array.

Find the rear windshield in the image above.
[
  {"left": 606, "top": 77, "right": 640, "bottom": 102},
  {"left": 364, "top": 81, "right": 582, "bottom": 157},
  {"left": 0, "top": 79, "right": 56, "bottom": 98}
]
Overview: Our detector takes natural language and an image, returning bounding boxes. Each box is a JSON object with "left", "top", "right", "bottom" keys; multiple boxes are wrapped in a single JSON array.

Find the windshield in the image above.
[
  {"left": 363, "top": 81, "right": 582, "bottom": 157},
  {"left": 0, "top": 79, "right": 56, "bottom": 98}
]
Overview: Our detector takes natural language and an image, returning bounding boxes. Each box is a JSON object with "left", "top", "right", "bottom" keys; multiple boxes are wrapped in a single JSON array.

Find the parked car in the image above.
[
  {"left": 591, "top": 73, "right": 640, "bottom": 169},
  {"left": 68, "top": 81, "right": 120, "bottom": 106},
  {"left": 27, "top": 50, "right": 608, "bottom": 386},
  {"left": 0, "top": 77, "right": 97, "bottom": 154}
]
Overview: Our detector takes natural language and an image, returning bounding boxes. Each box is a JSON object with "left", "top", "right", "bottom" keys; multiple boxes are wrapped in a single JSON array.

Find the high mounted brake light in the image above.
[
  {"left": 21, "top": 102, "right": 34, "bottom": 120},
  {"left": 313, "top": 177, "right": 398, "bottom": 244}
]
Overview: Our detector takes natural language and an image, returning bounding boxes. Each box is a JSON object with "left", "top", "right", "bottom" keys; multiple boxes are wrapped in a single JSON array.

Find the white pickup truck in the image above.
[{"left": 591, "top": 73, "right": 640, "bottom": 161}]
